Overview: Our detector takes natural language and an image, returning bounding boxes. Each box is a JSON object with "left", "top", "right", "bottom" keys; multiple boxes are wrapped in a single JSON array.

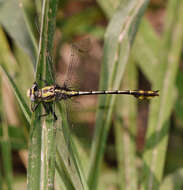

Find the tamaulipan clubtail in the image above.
[{"left": 27, "top": 40, "right": 159, "bottom": 120}]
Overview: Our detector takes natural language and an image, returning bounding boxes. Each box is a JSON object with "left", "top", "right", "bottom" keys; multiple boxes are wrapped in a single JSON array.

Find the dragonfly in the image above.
[{"left": 27, "top": 40, "right": 159, "bottom": 120}]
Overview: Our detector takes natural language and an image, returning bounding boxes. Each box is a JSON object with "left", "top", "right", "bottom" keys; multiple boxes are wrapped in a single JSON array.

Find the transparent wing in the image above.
[
  {"left": 64, "top": 38, "right": 91, "bottom": 88},
  {"left": 72, "top": 38, "right": 91, "bottom": 54},
  {"left": 46, "top": 55, "right": 55, "bottom": 83}
]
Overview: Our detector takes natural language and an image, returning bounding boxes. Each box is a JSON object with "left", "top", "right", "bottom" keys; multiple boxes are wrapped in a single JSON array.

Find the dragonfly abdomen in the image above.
[{"left": 70, "top": 90, "right": 159, "bottom": 99}]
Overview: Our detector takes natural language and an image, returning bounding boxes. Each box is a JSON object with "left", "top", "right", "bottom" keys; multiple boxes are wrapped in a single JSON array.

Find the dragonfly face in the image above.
[{"left": 27, "top": 82, "right": 40, "bottom": 102}]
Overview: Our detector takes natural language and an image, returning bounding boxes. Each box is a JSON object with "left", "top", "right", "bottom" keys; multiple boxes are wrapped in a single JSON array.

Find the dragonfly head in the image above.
[{"left": 27, "top": 82, "right": 39, "bottom": 102}]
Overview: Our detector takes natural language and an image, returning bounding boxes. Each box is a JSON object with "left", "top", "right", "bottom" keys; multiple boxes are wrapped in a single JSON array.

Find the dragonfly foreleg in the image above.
[
  {"left": 31, "top": 102, "right": 40, "bottom": 112},
  {"left": 41, "top": 102, "right": 57, "bottom": 121}
]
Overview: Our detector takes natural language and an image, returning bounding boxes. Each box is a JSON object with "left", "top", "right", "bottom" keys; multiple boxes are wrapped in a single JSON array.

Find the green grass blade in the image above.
[
  {"left": 27, "top": 0, "right": 58, "bottom": 189},
  {"left": 96, "top": 0, "right": 121, "bottom": 18},
  {"left": 0, "top": 80, "right": 13, "bottom": 190},
  {"left": 175, "top": 71, "right": 183, "bottom": 123},
  {"left": 160, "top": 168, "right": 183, "bottom": 190},
  {"left": 55, "top": 160, "right": 75, "bottom": 190},
  {"left": 162, "top": 0, "right": 180, "bottom": 50},
  {"left": 0, "top": 125, "right": 13, "bottom": 190},
  {"left": 39, "top": 1, "right": 58, "bottom": 189},
  {"left": 0, "top": 0, "right": 38, "bottom": 66},
  {"left": 0, "top": 27, "right": 31, "bottom": 126},
  {"left": 56, "top": 103, "right": 89, "bottom": 190},
  {"left": 98, "top": 0, "right": 161, "bottom": 85},
  {"left": 0, "top": 167, "right": 2, "bottom": 190},
  {"left": 0, "top": 125, "right": 27, "bottom": 150},
  {"left": 0, "top": 64, "right": 31, "bottom": 126},
  {"left": 88, "top": 0, "right": 150, "bottom": 189},
  {"left": 141, "top": 1, "right": 183, "bottom": 189},
  {"left": 27, "top": 117, "right": 42, "bottom": 190},
  {"left": 132, "top": 18, "right": 160, "bottom": 84},
  {"left": 114, "top": 61, "right": 138, "bottom": 190}
]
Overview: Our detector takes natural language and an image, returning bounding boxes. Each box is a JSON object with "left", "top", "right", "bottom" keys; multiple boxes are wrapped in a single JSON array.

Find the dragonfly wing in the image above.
[{"left": 64, "top": 38, "right": 91, "bottom": 88}]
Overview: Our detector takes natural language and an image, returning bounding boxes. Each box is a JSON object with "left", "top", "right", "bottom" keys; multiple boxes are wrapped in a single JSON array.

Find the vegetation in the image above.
[{"left": 0, "top": 0, "right": 183, "bottom": 189}]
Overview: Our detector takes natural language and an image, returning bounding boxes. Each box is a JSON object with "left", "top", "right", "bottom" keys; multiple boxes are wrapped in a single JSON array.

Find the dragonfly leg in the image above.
[
  {"left": 30, "top": 102, "right": 50, "bottom": 120},
  {"left": 49, "top": 104, "right": 57, "bottom": 121},
  {"left": 31, "top": 102, "right": 40, "bottom": 112},
  {"left": 41, "top": 102, "right": 57, "bottom": 121},
  {"left": 39, "top": 112, "right": 49, "bottom": 120},
  {"left": 38, "top": 102, "right": 50, "bottom": 120}
]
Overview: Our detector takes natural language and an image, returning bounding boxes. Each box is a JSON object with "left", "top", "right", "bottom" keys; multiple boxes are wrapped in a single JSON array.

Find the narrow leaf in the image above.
[{"left": 88, "top": 0, "right": 150, "bottom": 189}]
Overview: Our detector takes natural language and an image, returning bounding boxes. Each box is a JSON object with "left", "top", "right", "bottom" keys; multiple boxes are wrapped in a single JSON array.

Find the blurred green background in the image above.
[{"left": 0, "top": 0, "right": 183, "bottom": 189}]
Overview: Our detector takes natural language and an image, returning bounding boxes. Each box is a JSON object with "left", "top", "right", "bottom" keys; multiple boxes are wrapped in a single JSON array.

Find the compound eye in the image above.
[{"left": 33, "top": 83, "right": 38, "bottom": 91}]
